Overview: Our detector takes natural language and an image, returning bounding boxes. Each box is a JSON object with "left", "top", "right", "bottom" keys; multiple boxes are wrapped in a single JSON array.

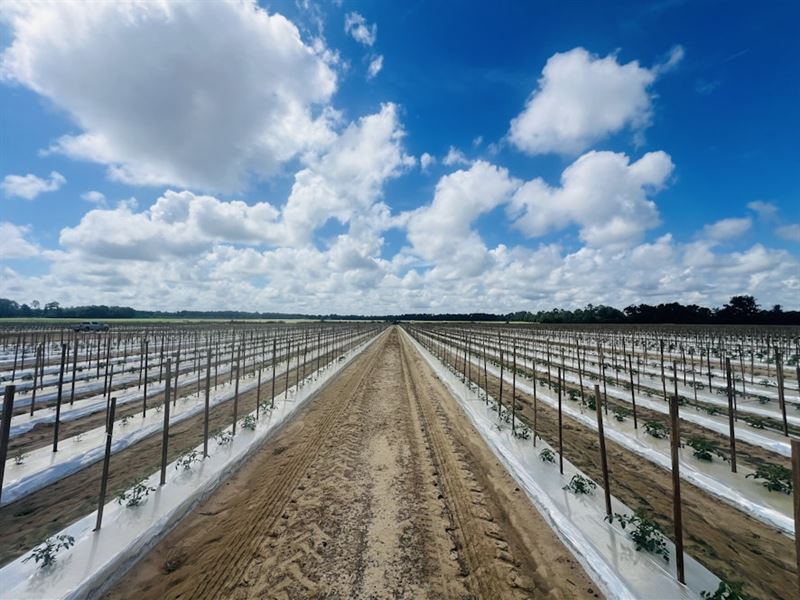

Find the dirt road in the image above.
[{"left": 106, "top": 328, "right": 597, "bottom": 599}]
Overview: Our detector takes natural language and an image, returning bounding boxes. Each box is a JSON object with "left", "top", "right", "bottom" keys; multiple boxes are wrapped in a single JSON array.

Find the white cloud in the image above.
[
  {"left": 1, "top": 171, "right": 65, "bottom": 199},
  {"left": 509, "top": 47, "right": 682, "bottom": 155},
  {"left": 747, "top": 200, "right": 779, "bottom": 219},
  {"left": 777, "top": 224, "right": 800, "bottom": 243},
  {"left": 442, "top": 146, "right": 470, "bottom": 166},
  {"left": 405, "top": 161, "right": 518, "bottom": 277},
  {"left": 281, "top": 103, "right": 415, "bottom": 245},
  {"left": 0, "top": 222, "right": 39, "bottom": 258},
  {"left": 510, "top": 150, "right": 674, "bottom": 248},
  {"left": 59, "top": 190, "right": 283, "bottom": 261},
  {"left": 367, "top": 54, "right": 383, "bottom": 79},
  {"left": 701, "top": 217, "right": 751, "bottom": 241},
  {"left": 81, "top": 190, "right": 106, "bottom": 206},
  {"left": 7, "top": 202, "right": 799, "bottom": 312},
  {"left": 344, "top": 12, "right": 376, "bottom": 46},
  {"left": 1, "top": 1, "right": 337, "bottom": 191},
  {"left": 420, "top": 152, "right": 435, "bottom": 172}
]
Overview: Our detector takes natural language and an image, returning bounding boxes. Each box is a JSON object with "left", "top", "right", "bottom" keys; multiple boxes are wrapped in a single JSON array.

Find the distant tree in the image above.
[
  {"left": 0, "top": 298, "right": 20, "bottom": 317},
  {"left": 718, "top": 295, "right": 760, "bottom": 323},
  {"left": 44, "top": 301, "right": 60, "bottom": 312},
  {"left": 31, "top": 300, "right": 41, "bottom": 310}
]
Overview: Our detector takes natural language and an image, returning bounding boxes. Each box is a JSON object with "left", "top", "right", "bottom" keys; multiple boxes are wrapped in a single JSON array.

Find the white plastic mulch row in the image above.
[
  {"left": 2, "top": 340, "right": 350, "bottom": 507},
  {"left": 6, "top": 344, "right": 238, "bottom": 405},
  {"left": 3, "top": 344, "right": 229, "bottom": 395},
  {"left": 433, "top": 334, "right": 794, "bottom": 536},
  {"left": 404, "top": 329, "right": 720, "bottom": 600},
  {"left": 456, "top": 337, "right": 800, "bottom": 419},
  {"left": 8, "top": 361, "right": 229, "bottom": 438},
  {"left": 7, "top": 338, "right": 320, "bottom": 438},
  {"left": 470, "top": 340, "right": 795, "bottom": 456},
  {"left": 0, "top": 330, "right": 384, "bottom": 600}
]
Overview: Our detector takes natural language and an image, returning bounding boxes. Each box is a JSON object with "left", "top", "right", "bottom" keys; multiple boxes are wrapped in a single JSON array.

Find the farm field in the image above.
[
  {"left": 3, "top": 1, "right": 799, "bottom": 598},
  {"left": 0, "top": 321, "right": 798, "bottom": 599}
]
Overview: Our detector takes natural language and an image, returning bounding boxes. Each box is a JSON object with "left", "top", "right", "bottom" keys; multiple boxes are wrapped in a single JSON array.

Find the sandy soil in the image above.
[{"left": 105, "top": 328, "right": 597, "bottom": 600}]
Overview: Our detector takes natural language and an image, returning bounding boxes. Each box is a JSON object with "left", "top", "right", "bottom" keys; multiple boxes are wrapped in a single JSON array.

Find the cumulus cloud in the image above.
[
  {"left": 281, "top": 103, "right": 415, "bottom": 245},
  {"left": 0, "top": 222, "right": 39, "bottom": 257},
  {"left": 508, "top": 47, "right": 682, "bottom": 155},
  {"left": 7, "top": 200, "right": 799, "bottom": 312},
  {"left": 405, "top": 161, "right": 518, "bottom": 277},
  {"left": 344, "top": 12, "right": 377, "bottom": 46},
  {"left": 367, "top": 54, "right": 384, "bottom": 79},
  {"left": 510, "top": 150, "right": 674, "bottom": 248},
  {"left": 1, "top": 1, "right": 337, "bottom": 191},
  {"left": 1, "top": 171, "right": 65, "bottom": 199},
  {"left": 701, "top": 217, "right": 751, "bottom": 241},
  {"left": 40, "top": 102, "right": 413, "bottom": 315},
  {"left": 59, "top": 190, "right": 283, "bottom": 261}
]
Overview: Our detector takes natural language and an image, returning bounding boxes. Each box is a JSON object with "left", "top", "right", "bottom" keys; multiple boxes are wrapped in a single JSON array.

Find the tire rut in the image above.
[{"left": 188, "top": 336, "right": 387, "bottom": 598}]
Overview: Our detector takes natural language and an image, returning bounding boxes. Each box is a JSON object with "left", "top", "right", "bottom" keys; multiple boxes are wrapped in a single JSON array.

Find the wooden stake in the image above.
[
  {"left": 498, "top": 345, "right": 504, "bottom": 415},
  {"left": 94, "top": 396, "right": 117, "bottom": 531},
  {"left": 776, "top": 350, "right": 789, "bottom": 436},
  {"left": 0, "top": 386, "right": 16, "bottom": 505},
  {"left": 173, "top": 346, "right": 181, "bottom": 406},
  {"left": 70, "top": 340, "right": 78, "bottom": 406},
  {"left": 204, "top": 352, "right": 211, "bottom": 457},
  {"left": 52, "top": 343, "right": 67, "bottom": 452},
  {"left": 725, "top": 358, "right": 738, "bottom": 473},
  {"left": 791, "top": 438, "right": 800, "bottom": 596},
  {"left": 256, "top": 365, "right": 262, "bottom": 419},
  {"left": 626, "top": 354, "right": 638, "bottom": 429},
  {"left": 669, "top": 364, "right": 685, "bottom": 584},
  {"left": 30, "top": 344, "right": 40, "bottom": 416},
  {"left": 160, "top": 360, "right": 172, "bottom": 486},
  {"left": 142, "top": 340, "right": 149, "bottom": 417},
  {"left": 511, "top": 344, "right": 517, "bottom": 433},
  {"left": 532, "top": 359, "right": 538, "bottom": 446},
  {"left": 594, "top": 384, "right": 612, "bottom": 517},
  {"left": 271, "top": 338, "right": 277, "bottom": 409},
  {"left": 232, "top": 349, "right": 240, "bottom": 435},
  {"left": 284, "top": 339, "right": 291, "bottom": 400},
  {"left": 558, "top": 367, "right": 564, "bottom": 475}
]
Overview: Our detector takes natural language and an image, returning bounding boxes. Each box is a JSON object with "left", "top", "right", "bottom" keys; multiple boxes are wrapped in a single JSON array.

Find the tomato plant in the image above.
[
  {"left": 746, "top": 463, "right": 792, "bottom": 494},
  {"left": 606, "top": 510, "right": 669, "bottom": 561},
  {"left": 563, "top": 474, "right": 596, "bottom": 495}
]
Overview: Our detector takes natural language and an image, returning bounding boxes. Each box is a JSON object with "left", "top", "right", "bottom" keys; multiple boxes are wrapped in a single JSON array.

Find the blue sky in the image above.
[{"left": 0, "top": 0, "right": 798, "bottom": 313}]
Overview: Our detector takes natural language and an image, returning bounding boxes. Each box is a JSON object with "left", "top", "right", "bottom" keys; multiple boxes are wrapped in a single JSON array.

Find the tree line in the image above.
[{"left": 0, "top": 296, "right": 797, "bottom": 325}]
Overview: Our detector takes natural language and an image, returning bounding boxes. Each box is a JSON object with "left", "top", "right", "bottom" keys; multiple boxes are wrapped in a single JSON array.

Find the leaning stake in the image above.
[
  {"left": 94, "top": 396, "right": 117, "bottom": 531},
  {"left": 0, "top": 386, "right": 16, "bottom": 505},
  {"left": 594, "top": 384, "right": 612, "bottom": 517}
]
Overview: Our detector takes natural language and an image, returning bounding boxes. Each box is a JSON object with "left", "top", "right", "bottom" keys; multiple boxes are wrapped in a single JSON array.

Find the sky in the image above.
[{"left": 0, "top": 0, "right": 798, "bottom": 314}]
